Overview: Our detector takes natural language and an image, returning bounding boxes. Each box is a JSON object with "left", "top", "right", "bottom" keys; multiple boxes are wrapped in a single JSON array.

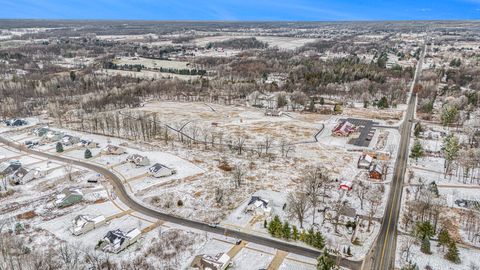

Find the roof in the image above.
[
  {"left": 333, "top": 121, "right": 355, "bottom": 134},
  {"left": 149, "top": 163, "right": 171, "bottom": 173},
  {"left": 370, "top": 164, "right": 383, "bottom": 174},
  {"left": 248, "top": 196, "right": 269, "bottom": 208},
  {"left": 359, "top": 154, "right": 373, "bottom": 164}
]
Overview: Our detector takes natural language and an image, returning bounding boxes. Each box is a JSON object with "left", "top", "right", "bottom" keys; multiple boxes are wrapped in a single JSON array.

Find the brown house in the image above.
[{"left": 369, "top": 164, "right": 384, "bottom": 180}]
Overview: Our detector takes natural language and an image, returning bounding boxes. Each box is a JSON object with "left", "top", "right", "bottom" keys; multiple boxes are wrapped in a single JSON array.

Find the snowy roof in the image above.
[
  {"left": 248, "top": 196, "right": 269, "bottom": 208},
  {"left": 370, "top": 164, "right": 383, "bottom": 174},
  {"left": 73, "top": 215, "right": 105, "bottom": 230},
  {"left": 149, "top": 163, "right": 171, "bottom": 173},
  {"left": 359, "top": 154, "right": 373, "bottom": 164}
]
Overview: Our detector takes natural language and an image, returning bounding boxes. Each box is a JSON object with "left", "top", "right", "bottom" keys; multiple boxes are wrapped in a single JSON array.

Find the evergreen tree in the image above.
[
  {"left": 401, "top": 261, "right": 419, "bottom": 270},
  {"left": 415, "top": 221, "right": 435, "bottom": 240},
  {"left": 428, "top": 181, "right": 439, "bottom": 197},
  {"left": 441, "top": 106, "right": 458, "bottom": 126},
  {"left": 56, "top": 142, "right": 64, "bottom": 153},
  {"left": 420, "top": 237, "right": 431, "bottom": 254},
  {"left": 414, "top": 122, "right": 423, "bottom": 137},
  {"left": 445, "top": 241, "right": 460, "bottom": 263},
  {"left": 438, "top": 228, "right": 451, "bottom": 252},
  {"left": 292, "top": 225, "right": 299, "bottom": 241},
  {"left": 84, "top": 149, "right": 92, "bottom": 159},
  {"left": 347, "top": 246, "right": 352, "bottom": 256},
  {"left": 309, "top": 99, "right": 316, "bottom": 112},
  {"left": 319, "top": 97, "right": 325, "bottom": 105},
  {"left": 264, "top": 220, "right": 267, "bottom": 228},
  {"left": 282, "top": 221, "right": 291, "bottom": 240},
  {"left": 410, "top": 140, "right": 424, "bottom": 161},
  {"left": 317, "top": 250, "right": 335, "bottom": 270},
  {"left": 442, "top": 134, "right": 460, "bottom": 174},
  {"left": 268, "top": 215, "right": 283, "bottom": 237},
  {"left": 377, "top": 96, "right": 389, "bottom": 109},
  {"left": 313, "top": 232, "right": 325, "bottom": 249}
]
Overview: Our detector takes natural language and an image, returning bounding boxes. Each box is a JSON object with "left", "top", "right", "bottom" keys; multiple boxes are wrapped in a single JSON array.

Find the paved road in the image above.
[
  {"left": 368, "top": 44, "right": 425, "bottom": 270},
  {"left": 0, "top": 136, "right": 362, "bottom": 270}
]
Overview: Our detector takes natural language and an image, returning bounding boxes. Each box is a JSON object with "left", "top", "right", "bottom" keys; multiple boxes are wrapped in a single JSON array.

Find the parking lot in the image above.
[{"left": 340, "top": 118, "right": 378, "bottom": 147}]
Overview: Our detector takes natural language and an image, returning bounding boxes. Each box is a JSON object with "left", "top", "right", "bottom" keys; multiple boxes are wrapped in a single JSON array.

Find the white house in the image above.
[
  {"left": 96, "top": 228, "right": 141, "bottom": 253},
  {"left": 190, "top": 253, "right": 231, "bottom": 270},
  {"left": 245, "top": 196, "right": 272, "bottom": 216},
  {"left": 357, "top": 154, "right": 373, "bottom": 169},
  {"left": 148, "top": 163, "right": 176, "bottom": 178},
  {"left": 339, "top": 180, "right": 353, "bottom": 191},
  {"left": 9, "top": 167, "right": 45, "bottom": 185},
  {"left": 71, "top": 215, "right": 106, "bottom": 236},
  {"left": 126, "top": 154, "right": 150, "bottom": 167},
  {"left": 100, "top": 145, "right": 126, "bottom": 155},
  {"left": 62, "top": 135, "right": 81, "bottom": 146}
]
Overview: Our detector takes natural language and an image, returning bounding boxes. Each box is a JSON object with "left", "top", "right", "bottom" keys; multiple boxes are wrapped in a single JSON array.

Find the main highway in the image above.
[
  {"left": 0, "top": 136, "right": 362, "bottom": 269},
  {"left": 367, "top": 43, "right": 426, "bottom": 270}
]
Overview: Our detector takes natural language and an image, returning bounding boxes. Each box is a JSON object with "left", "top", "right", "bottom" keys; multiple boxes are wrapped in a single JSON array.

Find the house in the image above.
[
  {"left": 126, "top": 154, "right": 150, "bottom": 167},
  {"left": 9, "top": 167, "right": 45, "bottom": 185},
  {"left": 78, "top": 139, "right": 99, "bottom": 149},
  {"left": 454, "top": 199, "right": 480, "bottom": 210},
  {"left": 265, "top": 109, "right": 283, "bottom": 117},
  {"left": 358, "top": 154, "right": 374, "bottom": 169},
  {"left": 190, "top": 253, "right": 231, "bottom": 270},
  {"left": 245, "top": 196, "right": 272, "bottom": 216},
  {"left": 5, "top": 119, "right": 27, "bottom": 126},
  {"left": 62, "top": 135, "right": 81, "bottom": 146},
  {"left": 100, "top": 145, "right": 126, "bottom": 155},
  {"left": 44, "top": 131, "right": 64, "bottom": 142},
  {"left": 369, "top": 164, "right": 384, "bottom": 180},
  {"left": 96, "top": 228, "right": 141, "bottom": 253},
  {"left": 0, "top": 160, "right": 21, "bottom": 175},
  {"left": 33, "top": 127, "right": 50, "bottom": 137},
  {"left": 148, "top": 163, "right": 176, "bottom": 177},
  {"left": 339, "top": 181, "right": 353, "bottom": 191},
  {"left": 71, "top": 215, "right": 106, "bottom": 236},
  {"left": 55, "top": 188, "right": 83, "bottom": 207},
  {"left": 332, "top": 121, "right": 356, "bottom": 137}
]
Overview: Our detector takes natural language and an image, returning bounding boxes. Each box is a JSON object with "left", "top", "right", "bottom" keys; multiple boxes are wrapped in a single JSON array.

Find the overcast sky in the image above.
[{"left": 0, "top": 0, "right": 479, "bottom": 20}]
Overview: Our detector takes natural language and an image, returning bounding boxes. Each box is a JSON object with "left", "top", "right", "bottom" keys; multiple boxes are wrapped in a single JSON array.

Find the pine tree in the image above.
[
  {"left": 347, "top": 246, "right": 352, "bottom": 256},
  {"left": 313, "top": 231, "right": 325, "bottom": 249},
  {"left": 445, "top": 241, "right": 460, "bottom": 263},
  {"left": 414, "top": 122, "right": 423, "bottom": 137},
  {"left": 292, "top": 225, "right": 299, "bottom": 241},
  {"left": 309, "top": 99, "right": 315, "bottom": 112},
  {"left": 420, "top": 237, "right": 431, "bottom": 254},
  {"left": 84, "top": 149, "right": 92, "bottom": 159},
  {"left": 282, "top": 221, "right": 291, "bottom": 240},
  {"left": 415, "top": 221, "right": 435, "bottom": 240},
  {"left": 56, "top": 142, "right": 64, "bottom": 153},
  {"left": 317, "top": 250, "right": 335, "bottom": 270},
  {"left": 264, "top": 220, "right": 267, "bottom": 228},
  {"left": 438, "top": 228, "right": 451, "bottom": 251},
  {"left": 428, "top": 181, "right": 439, "bottom": 197},
  {"left": 377, "top": 96, "right": 389, "bottom": 109},
  {"left": 401, "top": 262, "right": 419, "bottom": 270},
  {"left": 410, "top": 140, "right": 424, "bottom": 161}
]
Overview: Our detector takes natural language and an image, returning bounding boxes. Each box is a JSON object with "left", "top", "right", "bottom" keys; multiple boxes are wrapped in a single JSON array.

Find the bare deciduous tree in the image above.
[{"left": 286, "top": 191, "right": 310, "bottom": 229}]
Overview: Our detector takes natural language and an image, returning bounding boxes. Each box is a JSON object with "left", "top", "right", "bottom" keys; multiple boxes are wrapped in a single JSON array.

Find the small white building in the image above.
[
  {"left": 100, "top": 145, "right": 126, "bottom": 155},
  {"left": 126, "top": 154, "right": 150, "bottom": 167},
  {"left": 357, "top": 154, "right": 373, "bottom": 169},
  {"left": 148, "top": 163, "right": 176, "bottom": 178},
  {"left": 9, "top": 167, "right": 45, "bottom": 185},
  {"left": 62, "top": 135, "right": 81, "bottom": 146},
  {"left": 71, "top": 215, "right": 106, "bottom": 236},
  {"left": 245, "top": 196, "right": 272, "bottom": 216},
  {"left": 96, "top": 228, "right": 141, "bottom": 253}
]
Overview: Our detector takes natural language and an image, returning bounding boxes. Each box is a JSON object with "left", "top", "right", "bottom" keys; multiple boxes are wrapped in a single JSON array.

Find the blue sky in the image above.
[{"left": 0, "top": 0, "right": 479, "bottom": 20}]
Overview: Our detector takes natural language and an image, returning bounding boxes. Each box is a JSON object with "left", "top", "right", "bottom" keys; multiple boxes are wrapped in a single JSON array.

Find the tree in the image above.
[
  {"left": 282, "top": 221, "right": 291, "bottom": 240},
  {"left": 56, "top": 142, "right": 64, "bottom": 153},
  {"left": 415, "top": 221, "right": 435, "bottom": 240},
  {"left": 401, "top": 261, "right": 419, "bottom": 270},
  {"left": 441, "top": 106, "right": 458, "bottom": 126},
  {"left": 428, "top": 181, "right": 439, "bottom": 197},
  {"left": 420, "top": 237, "right": 431, "bottom": 254},
  {"left": 442, "top": 134, "right": 460, "bottom": 175},
  {"left": 410, "top": 140, "right": 424, "bottom": 161},
  {"left": 232, "top": 164, "right": 245, "bottom": 188},
  {"left": 377, "top": 96, "right": 389, "bottom": 109},
  {"left": 317, "top": 250, "right": 335, "bottom": 270},
  {"left": 445, "top": 241, "right": 461, "bottom": 263},
  {"left": 414, "top": 122, "right": 423, "bottom": 137},
  {"left": 277, "top": 94, "right": 288, "bottom": 108},
  {"left": 354, "top": 181, "right": 371, "bottom": 210},
  {"left": 438, "top": 227, "right": 451, "bottom": 252},
  {"left": 268, "top": 215, "right": 283, "bottom": 238},
  {"left": 292, "top": 225, "right": 299, "bottom": 241},
  {"left": 84, "top": 149, "right": 92, "bottom": 159},
  {"left": 286, "top": 191, "right": 310, "bottom": 228},
  {"left": 69, "top": 70, "right": 76, "bottom": 81}
]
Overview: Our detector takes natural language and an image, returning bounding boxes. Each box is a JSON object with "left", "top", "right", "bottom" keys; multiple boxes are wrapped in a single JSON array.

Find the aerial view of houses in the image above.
[{"left": 1, "top": 6, "right": 480, "bottom": 270}]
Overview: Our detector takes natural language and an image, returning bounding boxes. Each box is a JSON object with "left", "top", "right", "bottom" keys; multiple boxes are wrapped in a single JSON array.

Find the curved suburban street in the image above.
[{"left": 0, "top": 135, "right": 362, "bottom": 270}]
